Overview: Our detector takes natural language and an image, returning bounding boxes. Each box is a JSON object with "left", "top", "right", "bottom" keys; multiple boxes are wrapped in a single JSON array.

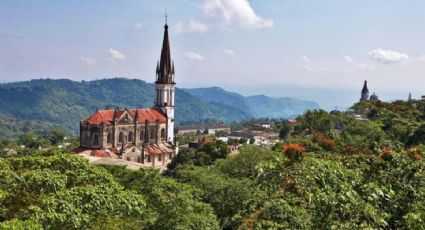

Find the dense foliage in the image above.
[
  {"left": 2, "top": 99, "right": 425, "bottom": 229},
  {"left": 0, "top": 152, "right": 219, "bottom": 229},
  {"left": 171, "top": 146, "right": 424, "bottom": 229}
]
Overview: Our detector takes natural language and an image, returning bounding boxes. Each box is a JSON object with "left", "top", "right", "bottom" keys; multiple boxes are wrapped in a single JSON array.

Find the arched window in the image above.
[
  {"left": 140, "top": 130, "right": 145, "bottom": 142},
  {"left": 128, "top": 131, "right": 134, "bottom": 142},
  {"left": 107, "top": 132, "right": 112, "bottom": 144},
  {"left": 119, "top": 132, "right": 125, "bottom": 143},
  {"left": 160, "top": 128, "right": 166, "bottom": 140},
  {"left": 93, "top": 134, "right": 99, "bottom": 146},
  {"left": 150, "top": 127, "right": 156, "bottom": 140}
]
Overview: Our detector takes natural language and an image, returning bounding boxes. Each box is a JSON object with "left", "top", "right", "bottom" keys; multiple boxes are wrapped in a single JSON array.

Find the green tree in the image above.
[
  {"left": 279, "top": 121, "right": 292, "bottom": 139},
  {"left": 48, "top": 128, "right": 65, "bottom": 145}
]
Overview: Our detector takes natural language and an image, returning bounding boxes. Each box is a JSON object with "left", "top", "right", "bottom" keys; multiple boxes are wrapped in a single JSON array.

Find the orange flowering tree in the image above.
[
  {"left": 407, "top": 147, "right": 423, "bottom": 161},
  {"left": 313, "top": 132, "right": 337, "bottom": 151},
  {"left": 282, "top": 143, "right": 306, "bottom": 161},
  {"left": 379, "top": 146, "right": 393, "bottom": 160}
]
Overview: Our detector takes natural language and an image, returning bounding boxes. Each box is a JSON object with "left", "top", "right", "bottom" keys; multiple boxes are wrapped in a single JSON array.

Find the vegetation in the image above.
[
  {"left": 1, "top": 99, "right": 425, "bottom": 229},
  {"left": 0, "top": 78, "right": 252, "bottom": 136},
  {"left": 183, "top": 87, "right": 319, "bottom": 119},
  {"left": 0, "top": 152, "right": 219, "bottom": 229}
]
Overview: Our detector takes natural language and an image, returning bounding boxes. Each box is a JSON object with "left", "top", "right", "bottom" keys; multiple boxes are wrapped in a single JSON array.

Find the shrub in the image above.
[
  {"left": 379, "top": 147, "right": 393, "bottom": 160},
  {"left": 282, "top": 143, "right": 306, "bottom": 161}
]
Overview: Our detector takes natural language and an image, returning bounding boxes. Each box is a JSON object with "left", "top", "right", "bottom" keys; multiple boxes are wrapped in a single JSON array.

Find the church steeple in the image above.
[
  {"left": 156, "top": 19, "right": 175, "bottom": 84},
  {"left": 360, "top": 80, "right": 369, "bottom": 102},
  {"left": 154, "top": 19, "right": 176, "bottom": 144}
]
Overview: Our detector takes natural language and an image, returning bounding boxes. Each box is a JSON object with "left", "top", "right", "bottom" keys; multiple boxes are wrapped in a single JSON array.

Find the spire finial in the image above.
[{"left": 165, "top": 9, "right": 168, "bottom": 25}]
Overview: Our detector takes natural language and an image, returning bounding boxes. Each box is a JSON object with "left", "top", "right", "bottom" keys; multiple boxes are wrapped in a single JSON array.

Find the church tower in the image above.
[
  {"left": 154, "top": 19, "right": 175, "bottom": 143},
  {"left": 360, "top": 80, "right": 369, "bottom": 102}
]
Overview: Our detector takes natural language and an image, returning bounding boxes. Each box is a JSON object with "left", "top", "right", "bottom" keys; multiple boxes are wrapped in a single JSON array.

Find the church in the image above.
[
  {"left": 76, "top": 21, "right": 177, "bottom": 168},
  {"left": 360, "top": 80, "right": 379, "bottom": 102}
]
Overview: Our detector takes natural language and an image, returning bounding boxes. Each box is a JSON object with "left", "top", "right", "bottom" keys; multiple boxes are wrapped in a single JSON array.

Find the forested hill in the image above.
[
  {"left": 0, "top": 78, "right": 250, "bottom": 136},
  {"left": 0, "top": 78, "right": 318, "bottom": 136},
  {"left": 183, "top": 87, "right": 320, "bottom": 118}
]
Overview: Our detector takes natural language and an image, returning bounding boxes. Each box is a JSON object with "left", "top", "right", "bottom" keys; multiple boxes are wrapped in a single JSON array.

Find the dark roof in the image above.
[
  {"left": 362, "top": 80, "right": 369, "bottom": 93},
  {"left": 229, "top": 131, "right": 254, "bottom": 139},
  {"left": 156, "top": 23, "right": 175, "bottom": 84}
]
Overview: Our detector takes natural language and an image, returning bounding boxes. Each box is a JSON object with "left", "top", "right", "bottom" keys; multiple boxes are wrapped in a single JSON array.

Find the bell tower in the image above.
[
  {"left": 155, "top": 18, "right": 175, "bottom": 143},
  {"left": 360, "top": 80, "right": 369, "bottom": 102}
]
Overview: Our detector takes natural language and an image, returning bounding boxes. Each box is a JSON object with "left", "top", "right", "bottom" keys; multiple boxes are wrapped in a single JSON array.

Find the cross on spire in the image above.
[{"left": 165, "top": 9, "right": 168, "bottom": 25}]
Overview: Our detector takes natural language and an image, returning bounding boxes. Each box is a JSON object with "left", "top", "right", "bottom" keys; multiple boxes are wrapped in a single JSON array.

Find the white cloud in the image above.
[
  {"left": 175, "top": 19, "right": 208, "bottom": 34},
  {"left": 368, "top": 48, "right": 409, "bottom": 64},
  {"left": 133, "top": 22, "right": 146, "bottom": 29},
  {"left": 302, "top": 56, "right": 310, "bottom": 63},
  {"left": 343, "top": 56, "right": 354, "bottom": 63},
  {"left": 203, "top": 0, "right": 273, "bottom": 29},
  {"left": 224, "top": 49, "right": 236, "bottom": 55},
  {"left": 108, "top": 48, "right": 127, "bottom": 62},
  {"left": 183, "top": 51, "right": 204, "bottom": 61},
  {"left": 80, "top": 56, "right": 97, "bottom": 65}
]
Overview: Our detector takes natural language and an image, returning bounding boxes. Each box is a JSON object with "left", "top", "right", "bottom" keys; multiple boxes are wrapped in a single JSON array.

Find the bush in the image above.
[{"left": 282, "top": 143, "right": 306, "bottom": 161}]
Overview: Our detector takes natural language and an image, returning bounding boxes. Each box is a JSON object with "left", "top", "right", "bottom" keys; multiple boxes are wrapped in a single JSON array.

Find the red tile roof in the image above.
[
  {"left": 144, "top": 143, "right": 175, "bottom": 155},
  {"left": 83, "top": 108, "right": 166, "bottom": 125}
]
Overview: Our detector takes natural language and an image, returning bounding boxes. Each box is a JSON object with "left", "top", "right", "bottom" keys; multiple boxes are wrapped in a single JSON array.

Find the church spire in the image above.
[
  {"left": 156, "top": 16, "right": 175, "bottom": 84},
  {"left": 360, "top": 80, "right": 369, "bottom": 102}
]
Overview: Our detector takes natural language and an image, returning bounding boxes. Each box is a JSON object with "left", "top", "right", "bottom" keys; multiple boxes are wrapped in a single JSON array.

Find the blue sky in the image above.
[{"left": 1, "top": 0, "right": 425, "bottom": 102}]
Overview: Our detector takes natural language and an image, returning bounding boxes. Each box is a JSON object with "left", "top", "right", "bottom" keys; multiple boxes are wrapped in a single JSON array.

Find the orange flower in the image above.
[
  {"left": 342, "top": 146, "right": 360, "bottom": 154},
  {"left": 379, "top": 146, "right": 392, "bottom": 159},
  {"left": 283, "top": 143, "right": 306, "bottom": 161},
  {"left": 408, "top": 148, "right": 423, "bottom": 161},
  {"left": 282, "top": 143, "right": 306, "bottom": 153}
]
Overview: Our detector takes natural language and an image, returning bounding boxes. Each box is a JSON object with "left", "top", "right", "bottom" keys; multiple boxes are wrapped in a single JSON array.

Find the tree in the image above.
[
  {"left": 167, "top": 148, "right": 212, "bottom": 172},
  {"left": 48, "top": 128, "right": 65, "bottom": 145},
  {"left": 198, "top": 140, "right": 230, "bottom": 161},
  {"left": 239, "top": 138, "right": 248, "bottom": 144},
  {"left": 249, "top": 137, "right": 256, "bottom": 144},
  {"left": 18, "top": 132, "right": 39, "bottom": 148},
  {"left": 279, "top": 121, "right": 292, "bottom": 139}
]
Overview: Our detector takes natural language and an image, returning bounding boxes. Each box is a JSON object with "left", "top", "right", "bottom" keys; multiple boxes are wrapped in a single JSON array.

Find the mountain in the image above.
[
  {"left": 0, "top": 78, "right": 320, "bottom": 137},
  {"left": 0, "top": 78, "right": 251, "bottom": 136},
  {"left": 182, "top": 87, "right": 320, "bottom": 119}
]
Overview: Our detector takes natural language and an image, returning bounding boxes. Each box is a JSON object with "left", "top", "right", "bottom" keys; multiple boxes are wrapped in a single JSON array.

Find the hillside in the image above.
[
  {"left": 183, "top": 87, "right": 320, "bottom": 118},
  {"left": 0, "top": 78, "right": 251, "bottom": 136}
]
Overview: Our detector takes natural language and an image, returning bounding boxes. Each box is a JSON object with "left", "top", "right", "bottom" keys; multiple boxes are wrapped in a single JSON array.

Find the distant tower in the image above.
[
  {"left": 154, "top": 17, "right": 176, "bottom": 144},
  {"left": 360, "top": 80, "right": 369, "bottom": 102},
  {"left": 369, "top": 92, "right": 378, "bottom": 101},
  {"left": 408, "top": 92, "right": 412, "bottom": 102}
]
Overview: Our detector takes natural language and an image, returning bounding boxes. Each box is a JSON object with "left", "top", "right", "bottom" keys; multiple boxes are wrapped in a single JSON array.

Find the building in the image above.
[
  {"left": 76, "top": 21, "right": 177, "bottom": 169},
  {"left": 228, "top": 131, "right": 254, "bottom": 140},
  {"left": 360, "top": 80, "right": 369, "bottom": 101},
  {"left": 175, "top": 124, "right": 231, "bottom": 135},
  {"left": 360, "top": 80, "right": 379, "bottom": 102},
  {"left": 369, "top": 92, "right": 379, "bottom": 101}
]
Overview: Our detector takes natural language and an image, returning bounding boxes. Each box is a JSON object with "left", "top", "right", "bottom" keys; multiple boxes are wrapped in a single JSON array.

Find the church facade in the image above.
[{"left": 76, "top": 22, "right": 176, "bottom": 168}]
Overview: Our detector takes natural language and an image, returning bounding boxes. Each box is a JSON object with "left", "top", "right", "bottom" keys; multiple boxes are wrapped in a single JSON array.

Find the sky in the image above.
[{"left": 1, "top": 0, "right": 425, "bottom": 105}]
